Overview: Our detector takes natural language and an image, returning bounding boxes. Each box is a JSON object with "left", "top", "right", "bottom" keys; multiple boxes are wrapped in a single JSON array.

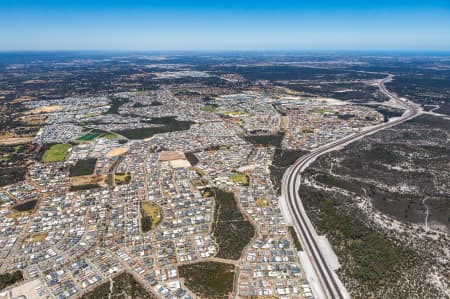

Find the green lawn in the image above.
[
  {"left": 200, "top": 106, "right": 217, "bottom": 112},
  {"left": 230, "top": 173, "right": 248, "bottom": 185},
  {"left": 77, "top": 132, "right": 101, "bottom": 141},
  {"left": 42, "top": 144, "right": 71, "bottom": 163},
  {"left": 311, "top": 108, "right": 334, "bottom": 114},
  {"left": 102, "top": 133, "right": 118, "bottom": 139}
]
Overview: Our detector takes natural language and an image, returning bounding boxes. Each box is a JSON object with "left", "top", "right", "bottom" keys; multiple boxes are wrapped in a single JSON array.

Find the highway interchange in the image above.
[{"left": 281, "top": 75, "right": 421, "bottom": 299}]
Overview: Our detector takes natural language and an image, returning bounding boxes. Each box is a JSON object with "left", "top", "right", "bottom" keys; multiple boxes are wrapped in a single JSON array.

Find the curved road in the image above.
[{"left": 281, "top": 75, "right": 421, "bottom": 299}]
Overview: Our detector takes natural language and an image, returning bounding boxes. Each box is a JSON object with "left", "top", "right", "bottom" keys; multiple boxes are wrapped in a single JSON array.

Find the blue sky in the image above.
[{"left": 1, "top": 0, "right": 450, "bottom": 51}]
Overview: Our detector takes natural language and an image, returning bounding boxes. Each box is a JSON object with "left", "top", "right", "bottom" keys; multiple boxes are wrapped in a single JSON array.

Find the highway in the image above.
[{"left": 281, "top": 75, "right": 421, "bottom": 299}]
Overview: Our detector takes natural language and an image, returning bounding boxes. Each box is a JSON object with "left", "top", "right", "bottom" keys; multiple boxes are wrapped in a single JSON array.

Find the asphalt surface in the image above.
[{"left": 281, "top": 75, "right": 420, "bottom": 299}]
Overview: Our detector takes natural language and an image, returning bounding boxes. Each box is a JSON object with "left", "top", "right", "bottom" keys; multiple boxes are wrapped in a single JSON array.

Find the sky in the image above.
[{"left": 1, "top": 0, "right": 450, "bottom": 51}]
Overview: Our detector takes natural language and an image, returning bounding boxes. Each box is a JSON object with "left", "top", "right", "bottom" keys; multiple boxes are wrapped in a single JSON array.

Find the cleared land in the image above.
[
  {"left": 41, "top": 144, "right": 71, "bottom": 163},
  {"left": 178, "top": 262, "right": 235, "bottom": 299},
  {"left": 106, "top": 147, "right": 128, "bottom": 157},
  {"left": 71, "top": 174, "right": 105, "bottom": 189},
  {"left": 25, "top": 105, "right": 61, "bottom": 114},
  {"left": 0, "top": 137, "right": 34, "bottom": 145},
  {"left": 25, "top": 232, "right": 49, "bottom": 243}
]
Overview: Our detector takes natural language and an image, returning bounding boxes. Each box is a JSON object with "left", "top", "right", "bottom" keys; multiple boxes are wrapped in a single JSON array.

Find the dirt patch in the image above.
[
  {"left": 71, "top": 175, "right": 105, "bottom": 186},
  {"left": 26, "top": 105, "right": 62, "bottom": 114},
  {"left": 105, "top": 147, "right": 129, "bottom": 158},
  {"left": 169, "top": 159, "right": 191, "bottom": 168},
  {"left": 11, "top": 96, "right": 34, "bottom": 103},
  {"left": 159, "top": 150, "right": 186, "bottom": 161},
  {"left": 0, "top": 137, "right": 34, "bottom": 145}
]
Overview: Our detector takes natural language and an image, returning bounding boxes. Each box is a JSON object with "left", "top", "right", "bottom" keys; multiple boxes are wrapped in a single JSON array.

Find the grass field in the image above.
[
  {"left": 220, "top": 110, "right": 246, "bottom": 117},
  {"left": 230, "top": 173, "right": 248, "bottom": 185},
  {"left": 42, "top": 144, "right": 71, "bottom": 162},
  {"left": 6, "top": 211, "right": 30, "bottom": 219},
  {"left": 77, "top": 132, "right": 101, "bottom": 141},
  {"left": 102, "top": 133, "right": 118, "bottom": 139},
  {"left": 255, "top": 198, "right": 269, "bottom": 207},
  {"left": 115, "top": 172, "right": 131, "bottom": 185},
  {"left": 178, "top": 262, "right": 235, "bottom": 299},
  {"left": 141, "top": 201, "right": 161, "bottom": 232},
  {"left": 311, "top": 108, "right": 334, "bottom": 114},
  {"left": 200, "top": 106, "right": 217, "bottom": 112},
  {"left": 77, "top": 131, "right": 118, "bottom": 141},
  {"left": 28, "top": 232, "right": 49, "bottom": 243}
]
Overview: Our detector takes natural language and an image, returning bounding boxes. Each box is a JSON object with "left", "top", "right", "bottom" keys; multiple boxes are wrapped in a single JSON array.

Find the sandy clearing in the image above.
[
  {"left": 71, "top": 175, "right": 105, "bottom": 186},
  {"left": 2, "top": 278, "right": 47, "bottom": 299},
  {"left": 106, "top": 147, "right": 129, "bottom": 157},
  {"left": 280, "top": 116, "right": 289, "bottom": 129},
  {"left": 0, "top": 137, "right": 34, "bottom": 145},
  {"left": 23, "top": 79, "right": 47, "bottom": 84},
  {"left": 170, "top": 159, "right": 191, "bottom": 168},
  {"left": 159, "top": 150, "right": 185, "bottom": 161},
  {"left": 11, "top": 96, "right": 34, "bottom": 103},
  {"left": 26, "top": 105, "right": 62, "bottom": 114}
]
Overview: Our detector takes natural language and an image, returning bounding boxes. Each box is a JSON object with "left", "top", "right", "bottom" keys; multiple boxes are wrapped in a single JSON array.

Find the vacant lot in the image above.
[
  {"left": 141, "top": 201, "right": 161, "bottom": 232},
  {"left": 115, "top": 172, "right": 131, "bottom": 185},
  {"left": 230, "top": 172, "right": 248, "bottom": 185},
  {"left": 179, "top": 262, "right": 235, "bottom": 299},
  {"left": 42, "top": 143, "right": 71, "bottom": 163},
  {"left": 106, "top": 147, "right": 128, "bottom": 157}
]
